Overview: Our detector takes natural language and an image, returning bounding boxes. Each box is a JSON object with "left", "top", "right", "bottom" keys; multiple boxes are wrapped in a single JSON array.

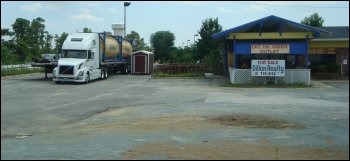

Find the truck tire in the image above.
[
  {"left": 121, "top": 65, "right": 128, "bottom": 74},
  {"left": 127, "top": 64, "right": 131, "bottom": 74},
  {"left": 100, "top": 70, "right": 105, "bottom": 80},
  {"left": 55, "top": 81, "right": 61, "bottom": 84},
  {"left": 104, "top": 70, "right": 108, "bottom": 79},
  {"left": 85, "top": 73, "right": 90, "bottom": 84}
]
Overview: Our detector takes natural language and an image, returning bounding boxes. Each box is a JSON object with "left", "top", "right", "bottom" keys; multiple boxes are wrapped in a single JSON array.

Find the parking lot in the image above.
[{"left": 1, "top": 73, "right": 349, "bottom": 159}]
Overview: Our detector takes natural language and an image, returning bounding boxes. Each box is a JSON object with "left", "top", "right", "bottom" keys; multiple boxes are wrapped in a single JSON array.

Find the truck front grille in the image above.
[{"left": 59, "top": 65, "right": 74, "bottom": 75}]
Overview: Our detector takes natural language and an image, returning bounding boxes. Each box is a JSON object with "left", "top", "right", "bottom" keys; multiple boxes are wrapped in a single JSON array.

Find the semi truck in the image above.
[{"left": 51, "top": 32, "right": 132, "bottom": 84}]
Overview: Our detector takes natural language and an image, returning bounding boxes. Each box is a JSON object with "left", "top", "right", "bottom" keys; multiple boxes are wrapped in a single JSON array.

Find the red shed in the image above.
[{"left": 131, "top": 50, "right": 154, "bottom": 74}]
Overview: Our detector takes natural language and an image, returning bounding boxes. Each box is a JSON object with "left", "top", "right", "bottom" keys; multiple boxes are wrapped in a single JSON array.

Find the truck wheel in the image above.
[
  {"left": 127, "top": 65, "right": 131, "bottom": 74},
  {"left": 55, "top": 81, "right": 61, "bottom": 84},
  {"left": 125, "top": 66, "right": 129, "bottom": 74},
  {"left": 85, "top": 73, "right": 90, "bottom": 84},
  {"left": 122, "top": 65, "right": 128, "bottom": 74},
  {"left": 104, "top": 70, "right": 108, "bottom": 79},
  {"left": 100, "top": 70, "right": 104, "bottom": 80}
]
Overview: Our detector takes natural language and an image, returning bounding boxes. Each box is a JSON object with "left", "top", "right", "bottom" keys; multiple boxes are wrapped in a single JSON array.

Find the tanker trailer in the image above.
[
  {"left": 52, "top": 32, "right": 133, "bottom": 84},
  {"left": 100, "top": 35, "right": 132, "bottom": 62}
]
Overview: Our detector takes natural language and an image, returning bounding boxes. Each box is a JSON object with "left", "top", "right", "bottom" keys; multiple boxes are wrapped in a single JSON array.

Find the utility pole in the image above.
[{"left": 124, "top": 2, "right": 131, "bottom": 37}]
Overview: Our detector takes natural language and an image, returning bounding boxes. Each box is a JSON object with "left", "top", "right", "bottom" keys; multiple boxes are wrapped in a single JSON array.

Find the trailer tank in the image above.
[{"left": 99, "top": 35, "right": 132, "bottom": 61}]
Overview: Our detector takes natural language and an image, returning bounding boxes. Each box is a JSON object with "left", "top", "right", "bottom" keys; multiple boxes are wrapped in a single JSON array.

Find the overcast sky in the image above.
[{"left": 1, "top": 1, "right": 349, "bottom": 47}]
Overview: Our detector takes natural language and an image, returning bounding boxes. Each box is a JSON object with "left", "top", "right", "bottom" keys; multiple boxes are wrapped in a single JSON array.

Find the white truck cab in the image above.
[{"left": 52, "top": 33, "right": 102, "bottom": 83}]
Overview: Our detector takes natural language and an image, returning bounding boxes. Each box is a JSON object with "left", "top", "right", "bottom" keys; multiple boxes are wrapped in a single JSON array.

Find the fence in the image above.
[
  {"left": 156, "top": 64, "right": 210, "bottom": 74},
  {"left": 229, "top": 68, "right": 310, "bottom": 85},
  {"left": 1, "top": 63, "right": 43, "bottom": 76}
]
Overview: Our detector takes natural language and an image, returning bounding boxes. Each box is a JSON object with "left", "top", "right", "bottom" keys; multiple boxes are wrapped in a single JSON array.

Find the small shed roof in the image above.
[
  {"left": 212, "top": 15, "right": 331, "bottom": 39},
  {"left": 132, "top": 50, "right": 153, "bottom": 55}
]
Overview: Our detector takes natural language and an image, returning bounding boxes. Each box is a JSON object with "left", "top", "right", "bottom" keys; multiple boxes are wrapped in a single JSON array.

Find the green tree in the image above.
[
  {"left": 14, "top": 41, "right": 30, "bottom": 62},
  {"left": 1, "top": 44, "right": 10, "bottom": 64},
  {"left": 1, "top": 28, "right": 14, "bottom": 42},
  {"left": 195, "top": 17, "right": 222, "bottom": 61},
  {"left": 83, "top": 27, "right": 92, "bottom": 33},
  {"left": 140, "top": 42, "right": 152, "bottom": 51},
  {"left": 29, "top": 17, "right": 46, "bottom": 61},
  {"left": 3, "top": 17, "right": 53, "bottom": 64},
  {"left": 150, "top": 31, "right": 175, "bottom": 62},
  {"left": 1, "top": 28, "right": 16, "bottom": 64},
  {"left": 11, "top": 18, "right": 32, "bottom": 62},
  {"left": 126, "top": 31, "right": 146, "bottom": 51},
  {"left": 301, "top": 13, "right": 324, "bottom": 27},
  {"left": 54, "top": 32, "right": 69, "bottom": 53},
  {"left": 11, "top": 18, "right": 31, "bottom": 41},
  {"left": 43, "top": 31, "right": 53, "bottom": 53},
  {"left": 181, "top": 46, "right": 195, "bottom": 63},
  {"left": 167, "top": 46, "right": 195, "bottom": 63},
  {"left": 195, "top": 17, "right": 223, "bottom": 74}
]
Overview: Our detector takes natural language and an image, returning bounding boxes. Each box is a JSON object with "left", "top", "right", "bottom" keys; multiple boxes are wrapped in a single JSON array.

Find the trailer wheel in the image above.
[
  {"left": 125, "top": 65, "right": 129, "bottom": 74},
  {"left": 127, "top": 65, "right": 131, "bottom": 74},
  {"left": 121, "top": 65, "right": 128, "bottom": 74}
]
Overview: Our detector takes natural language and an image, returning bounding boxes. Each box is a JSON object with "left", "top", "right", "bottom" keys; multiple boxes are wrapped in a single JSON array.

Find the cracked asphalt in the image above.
[{"left": 1, "top": 73, "right": 349, "bottom": 159}]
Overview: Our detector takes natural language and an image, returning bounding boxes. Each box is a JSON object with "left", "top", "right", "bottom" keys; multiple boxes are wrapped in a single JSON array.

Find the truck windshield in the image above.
[{"left": 62, "top": 50, "right": 87, "bottom": 59}]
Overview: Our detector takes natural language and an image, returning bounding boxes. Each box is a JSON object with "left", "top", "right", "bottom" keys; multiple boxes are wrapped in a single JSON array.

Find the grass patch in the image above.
[
  {"left": 222, "top": 82, "right": 312, "bottom": 88},
  {"left": 1, "top": 68, "right": 44, "bottom": 77},
  {"left": 153, "top": 72, "right": 204, "bottom": 78}
]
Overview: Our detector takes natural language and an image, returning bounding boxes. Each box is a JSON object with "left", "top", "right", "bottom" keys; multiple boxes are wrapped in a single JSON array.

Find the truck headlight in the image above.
[
  {"left": 52, "top": 68, "right": 57, "bottom": 75},
  {"left": 78, "top": 70, "right": 84, "bottom": 76}
]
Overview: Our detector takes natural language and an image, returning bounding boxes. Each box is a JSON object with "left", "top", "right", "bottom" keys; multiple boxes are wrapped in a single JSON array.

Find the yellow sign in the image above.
[{"left": 251, "top": 44, "right": 290, "bottom": 54}]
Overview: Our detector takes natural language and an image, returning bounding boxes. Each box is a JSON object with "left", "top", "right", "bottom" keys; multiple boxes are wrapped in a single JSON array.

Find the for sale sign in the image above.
[{"left": 251, "top": 60, "right": 285, "bottom": 76}]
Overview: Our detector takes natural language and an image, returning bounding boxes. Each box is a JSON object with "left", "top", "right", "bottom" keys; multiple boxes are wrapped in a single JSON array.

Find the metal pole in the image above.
[
  {"left": 305, "top": 35, "right": 309, "bottom": 69},
  {"left": 233, "top": 36, "right": 236, "bottom": 68},
  {"left": 123, "top": 2, "right": 131, "bottom": 38},
  {"left": 341, "top": 57, "right": 343, "bottom": 77},
  {"left": 124, "top": 6, "right": 126, "bottom": 38}
]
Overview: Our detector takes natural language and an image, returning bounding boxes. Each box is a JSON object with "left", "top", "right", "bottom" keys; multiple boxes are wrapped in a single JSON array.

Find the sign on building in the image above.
[
  {"left": 251, "top": 60, "right": 285, "bottom": 76},
  {"left": 251, "top": 44, "right": 289, "bottom": 54}
]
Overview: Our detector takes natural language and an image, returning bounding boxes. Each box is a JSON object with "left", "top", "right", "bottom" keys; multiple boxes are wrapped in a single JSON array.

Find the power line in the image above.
[{"left": 228, "top": 1, "right": 349, "bottom": 9}]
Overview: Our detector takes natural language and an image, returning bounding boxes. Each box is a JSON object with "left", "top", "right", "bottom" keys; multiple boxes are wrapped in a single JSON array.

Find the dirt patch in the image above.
[
  {"left": 64, "top": 113, "right": 305, "bottom": 134},
  {"left": 120, "top": 140, "right": 348, "bottom": 160},
  {"left": 208, "top": 114, "right": 305, "bottom": 129},
  {"left": 65, "top": 116, "right": 208, "bottom": 134}
]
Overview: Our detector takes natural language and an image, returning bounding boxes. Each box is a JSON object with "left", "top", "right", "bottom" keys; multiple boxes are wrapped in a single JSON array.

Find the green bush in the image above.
[
  {"left": 203, "top": 50, "right": 223, "bottom": 75},
  {"left": 153, "top": 71, "right": 204, "bottom": 78},
  {"left": 310, "top": 63, "right": 339, "bottom": 73},
  {"left": 327, "top": 63, "right": 340, "bottom": 73}
]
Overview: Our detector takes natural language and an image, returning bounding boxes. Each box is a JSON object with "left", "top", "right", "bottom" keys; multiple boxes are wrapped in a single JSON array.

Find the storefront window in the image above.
[
  {"left": 286, "top": 55, "right": 296, "bottom": 69},
  {"left": 296, "top": 55, "right": 306, "bottom": 68},
  {"left": 238, "top": 55, "right": 252, "bottom": 69}
]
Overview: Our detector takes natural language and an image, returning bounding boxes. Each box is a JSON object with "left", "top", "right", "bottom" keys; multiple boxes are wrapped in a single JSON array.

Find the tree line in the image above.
[
  {"left": 1, "top": 17, "right": 69, "bottom": 65},
  {"left": 0, "top": 16, "right": 223, "bottom": 74},
  {"left": 1, "top": 13, "right": 323, "bottom": 74}
]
